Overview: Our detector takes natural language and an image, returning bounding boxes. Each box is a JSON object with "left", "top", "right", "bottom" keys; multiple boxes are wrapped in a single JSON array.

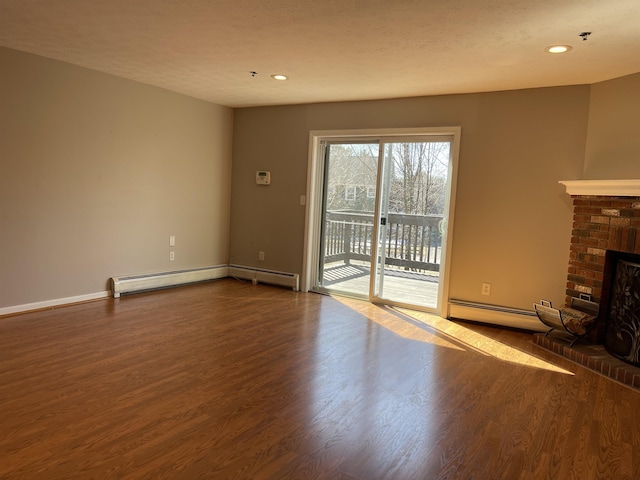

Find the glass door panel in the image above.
[
  {"left": 318, "top": 142, "right": 380, "bottom": 298},
  {"left": 373, "top": 140, "right": 452, "bottom": 308}
]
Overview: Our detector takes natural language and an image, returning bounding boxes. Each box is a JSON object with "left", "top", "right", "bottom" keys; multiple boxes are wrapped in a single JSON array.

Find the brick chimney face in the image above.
[{"left": 567, "top": 196, "right": 640, "bottom": 304}]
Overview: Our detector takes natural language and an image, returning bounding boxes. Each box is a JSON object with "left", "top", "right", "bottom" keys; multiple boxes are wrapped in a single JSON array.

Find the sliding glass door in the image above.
[{"left": 308, "top": 129, "right": 458, "bottom": 314}]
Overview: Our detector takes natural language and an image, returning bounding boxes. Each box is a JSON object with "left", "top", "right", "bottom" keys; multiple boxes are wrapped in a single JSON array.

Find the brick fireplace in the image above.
[
  {"left": 565, "top": 190, "right": 640, "bottom": 342},
  {"left": 531, "top": 180, "right": 640, "bottom": 388}
]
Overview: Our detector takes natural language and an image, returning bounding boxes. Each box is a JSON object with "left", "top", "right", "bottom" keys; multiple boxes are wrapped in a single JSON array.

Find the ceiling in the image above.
[{"left": 1, "top": 0, "right": 639, "bottom": 108}]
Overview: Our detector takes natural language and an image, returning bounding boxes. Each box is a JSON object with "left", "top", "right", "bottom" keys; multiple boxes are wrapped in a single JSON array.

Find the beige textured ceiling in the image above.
[{"left": 1, "top": 0, "right": 639, "bottom": 107}]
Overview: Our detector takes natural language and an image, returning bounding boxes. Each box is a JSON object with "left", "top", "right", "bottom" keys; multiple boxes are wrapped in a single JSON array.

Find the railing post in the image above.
[{"left": 343, "top": 221, "right": 353, "bottom": 265}]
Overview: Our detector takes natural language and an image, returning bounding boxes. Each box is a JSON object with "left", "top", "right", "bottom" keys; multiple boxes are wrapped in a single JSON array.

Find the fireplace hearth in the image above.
[{"left": 533, "top": 332, "right": 640, "bottom": 389}]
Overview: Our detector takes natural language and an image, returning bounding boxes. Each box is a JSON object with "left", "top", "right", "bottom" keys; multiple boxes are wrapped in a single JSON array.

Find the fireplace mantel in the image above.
[{"left": 559, "top": 179, "right": 640, "bottom": 196}]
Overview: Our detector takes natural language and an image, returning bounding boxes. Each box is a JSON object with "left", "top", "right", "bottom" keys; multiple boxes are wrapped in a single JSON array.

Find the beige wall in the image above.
[
  {"left": 231, "top": 86, "right": 591, "bottom": 309},
  {"left": 9, "top": 42, "right": 633, "bottom": 313},
  {"left": 0, "top": 48, "right": 233, "bottom": 308},
  {"left": 583, "top": 72, "right": 640, "bottom": 179}
]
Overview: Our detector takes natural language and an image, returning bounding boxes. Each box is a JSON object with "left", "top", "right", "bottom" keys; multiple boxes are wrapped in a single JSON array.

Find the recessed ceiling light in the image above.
[
  {"left": 271, "top": 74, "right": 288, "bottom": 81},
  {"left": 546, "top": 45, "right": 573, "bottom": 54}
]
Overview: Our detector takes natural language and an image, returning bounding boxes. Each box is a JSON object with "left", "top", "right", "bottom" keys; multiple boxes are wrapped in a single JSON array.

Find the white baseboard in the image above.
[
  {"left": 1, "top": 265, "right": 231, "bottom": 317},
  {"left": 448, "top": 300, "right": 547, "bottom": 332},
  {"left": 0, "top": 291, "right": 112, "bottom": 318}
]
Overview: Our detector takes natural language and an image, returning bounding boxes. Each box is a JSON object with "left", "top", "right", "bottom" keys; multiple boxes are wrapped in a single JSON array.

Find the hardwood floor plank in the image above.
[{"left": 1, "top": 278, "right": 639, "bottom": 479}]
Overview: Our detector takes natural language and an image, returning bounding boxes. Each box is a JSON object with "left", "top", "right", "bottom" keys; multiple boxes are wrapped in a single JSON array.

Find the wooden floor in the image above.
[{"left": 1, "top": 279, "right": 638, "bottom": 479}]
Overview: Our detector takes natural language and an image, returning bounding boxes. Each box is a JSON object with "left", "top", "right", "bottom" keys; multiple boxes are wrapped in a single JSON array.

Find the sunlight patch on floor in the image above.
[
  {"left": 396, "top": 308, "right": 574, "bottom": 375},
  {"left": 334, "top": 296, "right": 465, "bottom": 351},
  {"left": 332, "top": 296, "right": 573, "bottom": 375}
]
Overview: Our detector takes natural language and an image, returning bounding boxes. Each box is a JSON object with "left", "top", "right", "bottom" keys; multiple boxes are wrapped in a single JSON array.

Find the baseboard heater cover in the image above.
[
  {"left": 448, "top": 299, "right": 547, "bottom": 332},
  {"left": 228, "top": 265, "right": 299, "bottom": 291},
  {"left": 111, "top": 265, "right": 229, "bottom": 298}
]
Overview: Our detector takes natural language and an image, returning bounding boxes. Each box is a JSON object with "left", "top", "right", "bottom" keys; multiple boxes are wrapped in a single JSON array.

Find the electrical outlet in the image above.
[
  {"left": 259, "top": 251, "right": 265, "bottom": 261},
  {"left": 481, "top": 282, "right": 491, "bottom": 296},
  {"left": 170, "top": 251, "right": 175, "bottom": 261}
]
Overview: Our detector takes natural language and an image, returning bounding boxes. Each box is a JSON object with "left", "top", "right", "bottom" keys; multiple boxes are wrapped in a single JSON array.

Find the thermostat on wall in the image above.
[{"left": 256, "top": 170, "right": 271, "bottom": 185}]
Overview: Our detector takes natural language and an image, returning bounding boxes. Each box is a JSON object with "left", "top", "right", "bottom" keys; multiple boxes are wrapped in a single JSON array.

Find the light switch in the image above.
[{"left": 169, "top": 235, "right": 175, "bottom": 247}]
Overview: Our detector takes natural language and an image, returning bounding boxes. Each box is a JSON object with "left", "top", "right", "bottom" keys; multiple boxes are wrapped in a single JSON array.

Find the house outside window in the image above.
[{"left": 345, "top": 185, "right": 356, "bottom": 201}]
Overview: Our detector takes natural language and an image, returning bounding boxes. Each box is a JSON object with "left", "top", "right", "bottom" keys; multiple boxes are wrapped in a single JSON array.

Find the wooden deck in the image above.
[{"left": 321, "top": 262, "right": 440, "bottom": 308}]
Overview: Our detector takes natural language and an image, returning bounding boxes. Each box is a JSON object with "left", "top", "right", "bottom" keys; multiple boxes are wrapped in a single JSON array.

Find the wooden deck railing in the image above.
[{"left": 323, "top": 211, "right": 443, "bottom": 272}]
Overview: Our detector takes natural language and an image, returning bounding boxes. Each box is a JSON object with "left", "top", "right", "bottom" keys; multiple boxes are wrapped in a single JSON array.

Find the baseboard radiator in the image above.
[
  {"left": 228, "top": 265, "right": 299, "bottom": 291},
  {"left": 111, "top": 265, "right": 229, "bottom": 298},
  {"left": 448, "top": 299, "right": 547, "bottom": 332}
]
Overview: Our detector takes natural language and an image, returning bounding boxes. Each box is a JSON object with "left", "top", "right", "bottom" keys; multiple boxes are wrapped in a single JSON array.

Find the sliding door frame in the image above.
[{"left": 302, "top": 127, "right": 461, "bottom": 316}]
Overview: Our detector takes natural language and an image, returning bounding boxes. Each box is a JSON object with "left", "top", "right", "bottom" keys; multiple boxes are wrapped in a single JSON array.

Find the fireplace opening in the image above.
[
  {"left": 605, "top": 255, "right": 640, "bottom": 367},
  {"left": 597, "top": 250, "right": 640, "bottom": 334}
]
